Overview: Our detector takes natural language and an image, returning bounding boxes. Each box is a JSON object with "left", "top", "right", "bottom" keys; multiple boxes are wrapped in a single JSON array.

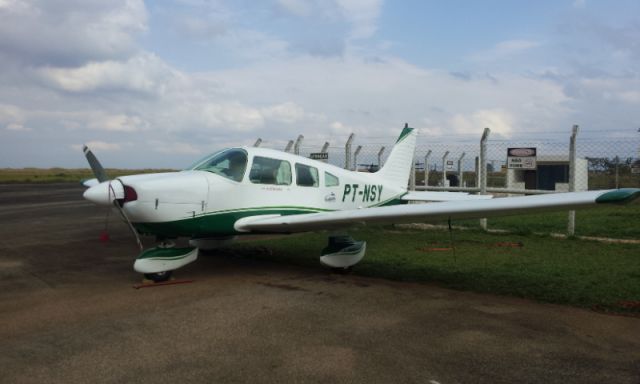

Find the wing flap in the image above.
[
  {"left": 240, "top": 189, "right": 640, "bottom": 234},
  {"left": 402, "top": 191, "right": 493, "bottom": 202}
]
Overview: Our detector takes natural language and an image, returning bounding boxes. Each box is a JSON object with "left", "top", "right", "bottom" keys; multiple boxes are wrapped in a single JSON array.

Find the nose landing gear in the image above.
[{"left": 134, "top": 240, "right": 198, "bottom": 283}]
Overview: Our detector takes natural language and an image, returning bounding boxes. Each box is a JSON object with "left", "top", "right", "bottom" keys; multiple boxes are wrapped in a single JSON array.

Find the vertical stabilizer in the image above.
[{"left": 375, "top": 124, "right": 417, "bottom": 189}]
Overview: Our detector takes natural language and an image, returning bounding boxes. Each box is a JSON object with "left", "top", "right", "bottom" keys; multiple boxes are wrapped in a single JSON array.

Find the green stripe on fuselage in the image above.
[
  {"left": 133, "top": 195, "right": 408, "bottom": 238},
  {"left": 133, "top": 207, "right": 328, "bottom": 237}
]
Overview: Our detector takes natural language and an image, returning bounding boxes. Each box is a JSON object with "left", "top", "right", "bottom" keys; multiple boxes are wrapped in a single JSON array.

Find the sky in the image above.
[{"left": 0, "top": 0, "right": 639, "bottom": 168}]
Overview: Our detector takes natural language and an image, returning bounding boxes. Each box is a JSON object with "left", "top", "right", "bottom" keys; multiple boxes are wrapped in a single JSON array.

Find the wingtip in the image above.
[{"left": 595, "top": 188, "right": 640, "bottom": 204}]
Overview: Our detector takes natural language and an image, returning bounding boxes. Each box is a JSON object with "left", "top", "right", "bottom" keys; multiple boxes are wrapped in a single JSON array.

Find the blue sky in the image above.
[{"left": 0, "top": 0, "right": 638, "bottom": 168}]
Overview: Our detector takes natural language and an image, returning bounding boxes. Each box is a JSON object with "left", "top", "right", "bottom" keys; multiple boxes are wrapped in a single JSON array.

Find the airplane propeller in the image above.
[{"left": 83, "top": 145, "right": 143, "bottom": 251}]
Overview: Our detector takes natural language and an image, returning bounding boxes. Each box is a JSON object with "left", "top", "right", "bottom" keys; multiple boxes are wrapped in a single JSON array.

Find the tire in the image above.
[
  {"left": 144, "top": 270, "right": 173, "bottom": 283},
  {"left": 330, "top": 266, "right": 352, "bottom": 275}
]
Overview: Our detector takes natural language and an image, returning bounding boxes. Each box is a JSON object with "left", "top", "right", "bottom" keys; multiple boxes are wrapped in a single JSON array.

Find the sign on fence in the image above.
[
  {"left": 446, "top": 160, "right": 454, "bottom": 170},
  {"left": 309, "top": 152, "right": 328, "bottom": 160},
  {"left": 507, "top": 147, "right": 537, "bottom": 169}
]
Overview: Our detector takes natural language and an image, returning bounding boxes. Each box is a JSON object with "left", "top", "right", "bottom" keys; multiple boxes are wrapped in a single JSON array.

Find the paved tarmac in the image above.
[{"left": 0, "top": 183, "right": 639, "bottom": 384}]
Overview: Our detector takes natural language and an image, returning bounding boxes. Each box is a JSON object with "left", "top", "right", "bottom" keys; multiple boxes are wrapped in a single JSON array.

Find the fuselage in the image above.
[{"left": 85, "top": 147, "right": 408, "bottom": 238}]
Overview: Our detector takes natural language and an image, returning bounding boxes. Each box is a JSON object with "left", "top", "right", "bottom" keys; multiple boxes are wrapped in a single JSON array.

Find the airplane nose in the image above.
[{"left": 83, "top": 180, "right": 124, "bottom": 206}]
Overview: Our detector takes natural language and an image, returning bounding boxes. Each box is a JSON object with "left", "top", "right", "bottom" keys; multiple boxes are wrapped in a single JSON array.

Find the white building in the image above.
[{"left": 506, "top": 155, "right": 588, "bottom": 192}]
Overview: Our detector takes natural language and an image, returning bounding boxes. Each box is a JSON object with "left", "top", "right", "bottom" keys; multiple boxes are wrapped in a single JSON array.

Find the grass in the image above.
[
  {"left": 232, "top": 226, "right": 640, "bottom": 311},
  {"left": 0, "top": 168, "right": 176, "bottom": 184},
  {"left": 452, "top": 200, "right": 640, "bottom": 239}
]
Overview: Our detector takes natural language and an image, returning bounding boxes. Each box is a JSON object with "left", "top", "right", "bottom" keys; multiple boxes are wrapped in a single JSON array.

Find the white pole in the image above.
[
  {"left": 294, "top": 135, "right": 304, "bottom": 155},
  {"left": 345, "top": 134, "right": 355, "bottom": 169},
  {"left": 457, "top": 152, "right": 466, "bottom": 187},
  {"left": 568, "top": 124, "right": 579, "bottom": 236},
  {"left": 479, "top": 127, "right": 491, "bottom": 230},
  {"left": 424, "top": 150, "right": 432, "bottom": 186},
  {"left": 442, "top": 151, "right": 450, "bottom": 186},
  {"left": 353, "top": 145, "right": 362, "bottom": 170}
]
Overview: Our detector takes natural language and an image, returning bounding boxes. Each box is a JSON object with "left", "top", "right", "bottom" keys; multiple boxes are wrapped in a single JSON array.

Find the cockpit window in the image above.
[{"left": 190, "top": 148, "right": 248, "bottom": 182}]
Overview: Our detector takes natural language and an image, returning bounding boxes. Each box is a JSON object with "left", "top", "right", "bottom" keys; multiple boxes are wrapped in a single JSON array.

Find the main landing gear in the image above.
[
  {"left": 320, "top": 235, "right": 367, "bottom": 272},
  {"left": 144, "top": 270, "right": 173, "bottom": 283}
]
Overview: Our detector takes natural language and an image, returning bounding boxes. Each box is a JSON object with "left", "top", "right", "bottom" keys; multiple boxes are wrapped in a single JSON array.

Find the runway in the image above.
[{"left": 1, "top": 183, "right": 638, "bottom": 383}]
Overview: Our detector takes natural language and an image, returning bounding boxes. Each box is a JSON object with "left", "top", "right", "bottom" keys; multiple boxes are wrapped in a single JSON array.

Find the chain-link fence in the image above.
[
  {"left": 253, "top": 127, "right": 640, "bottom": 236},
  {"left": 254, "top": 127, "right": 640, "bottom": 193},
  {"left": 252, "top": 129, "right": 640, "bottom": 190}
]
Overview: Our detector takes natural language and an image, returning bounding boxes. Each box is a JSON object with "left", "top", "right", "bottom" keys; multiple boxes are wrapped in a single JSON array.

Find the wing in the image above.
[
  {"left": 401, "top": 191, "right": 493, "bottom": 202},
  {"left": 236, "top": 189, "right": 640, "bottom": 234}
]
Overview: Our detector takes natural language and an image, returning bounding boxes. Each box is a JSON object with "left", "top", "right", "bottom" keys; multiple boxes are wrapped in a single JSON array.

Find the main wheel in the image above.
[
  {"left": 330, "top": 266, "right": 353, "bottom": 275},
  {"left": 144, "top": 270, "right": 173, "bottom": 283}
]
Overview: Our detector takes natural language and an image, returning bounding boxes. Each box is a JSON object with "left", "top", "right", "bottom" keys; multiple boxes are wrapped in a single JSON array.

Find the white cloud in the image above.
[
  {"left": 88, "top": 114, "right": 149, "bottom": 133},
  {"left": 37, "top": 53, "right": 177, "bottom": 94},
  {"left": 471, "top": 39, "right": 541, "bottom": 62},
  {"left": 335, "top": 0, "right": 383, "bottom": 40},
  {"left": 573, "top": 0, "right": 586, "bottom": 9},
  {"left": 261, "top": 102, "right": 306, "bottom": 124},
  {"left": 71, "top": 140, "right": 128, "bottom": 152},
  {"left": 450, "top": 109, "right": 513, "bottom": 137},
  {"left": 276, "top": 0, "right": 311, "bottom": 17},
  {"left": 199, "top": 102, "right": 265, "bottom": 132},
  {"left": 5, "top": 122, "right": 31, "bottom": 131},
  {"left": 152, "top": 141, "right": 202, "bottom": 155},
  {"left": 617, "top": 91, "right": 640, "bottom": 104},
  {"left": 1, "top": 1, "right": 639, "bottom": 168},
  {"left": 0, "top": 0, "right": 147, "bottom": 65},
  {"left": 0, "top": 103, "right": 23, "bottom": 121}
]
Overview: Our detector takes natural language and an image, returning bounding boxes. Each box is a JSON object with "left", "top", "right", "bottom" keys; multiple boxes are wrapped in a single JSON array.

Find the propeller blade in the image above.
[{"left": 83, "top": 145, "right": 109, "bottom": 182}]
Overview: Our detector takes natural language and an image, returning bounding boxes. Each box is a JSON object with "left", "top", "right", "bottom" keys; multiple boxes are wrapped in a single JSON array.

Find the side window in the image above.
[
  {"left": 295, "top": 163, "right": 319, "bottom": 187},
  {"left": 325, "top": 172, "right": 339, "bottom": 187},
  {"left": 249, "top": 156, "right": 292, "bottom": 185}
]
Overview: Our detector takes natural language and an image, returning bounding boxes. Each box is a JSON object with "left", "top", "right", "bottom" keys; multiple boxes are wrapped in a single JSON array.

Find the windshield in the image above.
[{"left": 188, "top": 148, "right": 248, "bottom": 182}]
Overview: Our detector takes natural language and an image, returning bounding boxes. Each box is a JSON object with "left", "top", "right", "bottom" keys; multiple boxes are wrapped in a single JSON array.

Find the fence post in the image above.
[
  {"left": 479, "top": 127, "right": 491, "bottom": 230},
  {"left": 294, "top": 135, "right": 304, "bottom": 155},
  {"left": 320, "top": 142, "right": 330, "bottom": 163},
  {"left": 568, "top": 124, "right": 579, "bottom": 236},
  {"left": 457, "top": 152, "right": 466, "bottom": 187},
  {"left": 615, "top": 156, "right": 620, "bottom": 188},
  {"left": 284, "top": 140, "right": 294, "bottom": 152},
  {"left": 345, "top": 133, "right": 355, "bottom": 169},
  {"left": 409, "top": 161, "right": 416, "bottom": 190},
  {"left": 377, "top": 146, "right": 386, "bottom": 169},
  {"left": 253, "top": 138, "right": 262, "bottom": 147},
  {"left": 353, "top": 145, "right": 362, "bottom": 170},
  {"left": 442, "top": 151, "right": 450, "bottom": 186},
  {"left": 424, "top": 150, "right": 432, "bottom": 186}
]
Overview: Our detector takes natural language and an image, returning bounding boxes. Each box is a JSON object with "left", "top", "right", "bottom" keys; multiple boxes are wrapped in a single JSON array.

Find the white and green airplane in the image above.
[{"left": 82, "top": 125, "right": 640, "bottom": 282}]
